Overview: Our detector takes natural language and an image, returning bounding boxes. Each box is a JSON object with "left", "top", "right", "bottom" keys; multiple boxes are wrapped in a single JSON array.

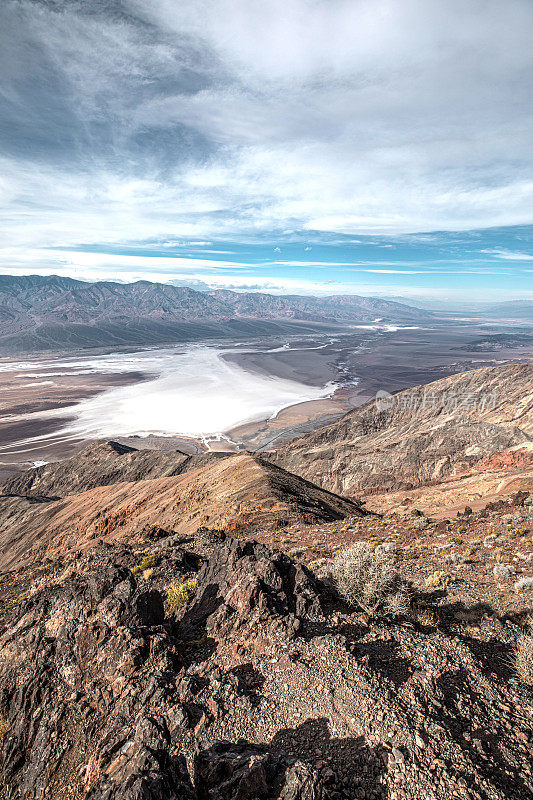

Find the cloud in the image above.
[
  {"left": 0, "top": 0, "right": 532, "bottom": 263},
  {"left": 480, "top": 248, "right": 533, "bottom": 261},
  {"left": 0, "top": 247, "right": 254, "bottom": 284}
]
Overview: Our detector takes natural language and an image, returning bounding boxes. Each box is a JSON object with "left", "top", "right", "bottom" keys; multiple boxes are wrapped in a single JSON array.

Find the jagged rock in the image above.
[
  {"left": 0, "top": 537, "right": 329, "bottom": 797},
  {"left": 0, "top": 553, "right": 183, "bottom": 798},
  {"left": 195, "top": 741, "right": 330, "bottom": 800},
  {"left": 0, "top": 532, "right": 531, "bottom": 800},
  {"left": 85, "top": 714, "right": 195, "bottom": 800},
  {"left": 183, "top": 538, "right": 323, "bottom": 651}
]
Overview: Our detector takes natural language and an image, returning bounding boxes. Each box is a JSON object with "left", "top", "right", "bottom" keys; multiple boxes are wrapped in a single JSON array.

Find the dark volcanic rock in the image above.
[
  {"left": 0, "top": 533, "right": 531, "bottom": 800},
  {"left": 85, "top": 714, "right": 195, "bottom": 800},
  {"left": 195, "top": 740, "right": 330, "bottom": 800},
  {"left": 183, "top": 538, "right": 324, "bottom": 651},
  {"left": 0, "top": 553, "right": 184, "bottom": 798},
  {"left": 0, "top": 538, "right": 328, "bottom": 799}
]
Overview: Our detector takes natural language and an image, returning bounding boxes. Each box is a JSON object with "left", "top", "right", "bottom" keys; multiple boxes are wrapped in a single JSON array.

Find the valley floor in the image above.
[{"left": 2, "top": 319, "right": 532, "bottom": 479}]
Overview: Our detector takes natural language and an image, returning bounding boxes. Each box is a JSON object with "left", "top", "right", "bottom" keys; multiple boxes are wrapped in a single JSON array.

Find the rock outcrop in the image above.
[
  {"left": 0, "top": 535, "right": 531, "bottom": 800},
  {"left": 195, "top": 741, "right": 331, "bottom": 800},
  {"left": 0, "top": 538, "right": 336, "bottom": 799},
  {"left": 185, "top": 537, "right": 323, "bottom": 652}
]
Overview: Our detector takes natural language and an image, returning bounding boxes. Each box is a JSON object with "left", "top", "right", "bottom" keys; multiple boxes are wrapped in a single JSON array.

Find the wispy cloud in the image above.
[
  {"left": 1, "top": 0, "right": 533, "bottom": 247},
  {"left": 480, "top": 248, "right": 533, "bottom": 261}
]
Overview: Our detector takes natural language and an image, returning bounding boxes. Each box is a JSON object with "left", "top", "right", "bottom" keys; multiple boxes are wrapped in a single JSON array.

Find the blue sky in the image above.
[
  {"left": 1, "top": 0, "right": 533, "bottom": 302},
  {"left": 39, "top": 226, "right": 533, "bottom": 302}
]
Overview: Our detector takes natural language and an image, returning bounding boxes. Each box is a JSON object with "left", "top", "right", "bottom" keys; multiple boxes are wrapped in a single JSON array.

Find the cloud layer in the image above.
[{"left": 2, "top": 0, "right": 533, "bottom": 245}]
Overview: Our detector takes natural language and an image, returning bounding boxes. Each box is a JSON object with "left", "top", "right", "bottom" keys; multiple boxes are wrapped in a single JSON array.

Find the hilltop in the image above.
[
  {"left": 0, "top": 453, "right": 366, "bottom": 573},
  {"left": 0, "top": 364, "right": 532, "bottom": 800}
]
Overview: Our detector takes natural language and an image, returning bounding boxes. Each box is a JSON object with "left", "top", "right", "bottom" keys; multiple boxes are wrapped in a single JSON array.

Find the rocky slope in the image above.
[
  {"left": 0, "top": 454, "right": 366, "bottom": 573},
  {"left": 0, "top": 532, "right": 530, "bottom": 800},
  {"left": 2, "top": 441, "right": 230, "bottom": 498},
  {"left": 0, "top": 275, "right": 431, "bottom": 354},
  {"left": 267, "top": 364, "right": 533, "bottom": 497},
  {"left": 0, "top": 364, "right": 533, "bottom": 798}
]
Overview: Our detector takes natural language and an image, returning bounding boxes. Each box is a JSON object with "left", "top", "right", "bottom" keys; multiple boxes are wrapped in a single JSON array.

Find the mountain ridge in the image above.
[
  {"left": 266, "top": 363, "right": 533, "bottom": 496},
  {"left": 0, "top": 274, "right": 433, "bottom": 353},
  {"left": 0, "top": 453, "right": 367, "bottom": 573}
]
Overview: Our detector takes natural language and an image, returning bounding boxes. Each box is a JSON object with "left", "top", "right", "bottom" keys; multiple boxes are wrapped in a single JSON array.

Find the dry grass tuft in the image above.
[
  {"left": 385, "top": 588, "right": 410, "bottom": 617},
  {"left": 515, "top": 625, "right": 533, "bottom": 685},
  {"left": 328, "top": 542, "right": 407, "bottom": 615},
  {"left": 167, "top": 578, "right": 198, "bottom": 611}
]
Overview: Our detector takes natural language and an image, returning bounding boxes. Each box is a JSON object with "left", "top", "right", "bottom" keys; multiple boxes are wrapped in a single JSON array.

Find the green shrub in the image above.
[
  {"left": 167, "top": 578, "right": 198, "bottom": 610},
  {"left": 132, "top": 553, "right": 157, "bottom": 575}
]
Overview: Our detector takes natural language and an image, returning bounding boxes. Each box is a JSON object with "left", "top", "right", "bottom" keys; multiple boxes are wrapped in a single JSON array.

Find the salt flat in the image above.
[{"left": 2, "top": 321, "right": 532, "bottom": 477}]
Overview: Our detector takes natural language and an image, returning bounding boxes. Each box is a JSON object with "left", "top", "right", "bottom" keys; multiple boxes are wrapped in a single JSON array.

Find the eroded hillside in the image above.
[{"left": 268, "top": 364, "right": 533, "bottom": 496}]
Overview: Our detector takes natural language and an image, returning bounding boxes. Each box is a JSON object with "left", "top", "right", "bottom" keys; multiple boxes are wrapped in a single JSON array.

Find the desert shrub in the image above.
[
  {"left": 515, "top": 625, "right": 533, "bottom": 685},
  {"left": 515, "top": 577, "right": 533, "bottom": 592},
  {"left": 167, "top": 578, "right": 198, "bottom": 611},
  {"left": 328, "top": 542, "right": 407, "bottom": 615},
  {"left": 424, "top": 570, "right": 452, "bottom": 590},
  {"left": 384, "top": 588, "right": 410, "bottom": 616},
  {"left": 493, "top": 563, "right": 515, "bottom": 578},
  {"left": 132, "top": 553, "right": 157, "bottom": 575}
]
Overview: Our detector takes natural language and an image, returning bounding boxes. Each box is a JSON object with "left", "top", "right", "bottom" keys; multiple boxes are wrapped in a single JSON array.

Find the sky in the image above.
[{"left": 1, "top": 0, "right": 532, "bottom": 302}]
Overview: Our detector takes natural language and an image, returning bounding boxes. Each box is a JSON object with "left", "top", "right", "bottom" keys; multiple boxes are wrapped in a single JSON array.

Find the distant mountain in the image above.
[
  {"left": 482, "top": 300, "right": 533, "bottom": 320},
  {"left": 381, "top": 296, "right": 533, "bottom": 317},
  {"left": 0, "top": 274, "right": 433, "bottom": 354}
]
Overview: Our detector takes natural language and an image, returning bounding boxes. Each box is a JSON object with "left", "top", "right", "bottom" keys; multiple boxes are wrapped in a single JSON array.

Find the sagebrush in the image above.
[{"left": 328, "top": 542, "right": 408, "bottom": 615}]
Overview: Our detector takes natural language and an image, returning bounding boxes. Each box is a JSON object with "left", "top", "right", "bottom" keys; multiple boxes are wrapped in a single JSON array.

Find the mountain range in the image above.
[{"left": 0, "top": 275, "right": 432, "bottom": 353}]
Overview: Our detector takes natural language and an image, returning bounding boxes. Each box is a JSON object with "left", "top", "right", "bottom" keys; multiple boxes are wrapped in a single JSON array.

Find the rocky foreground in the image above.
[
  {"left": 0, "top": 363, "right": 532, "bottom": 798},
  {"left": 0, "top": 525, "right": 531, "bottom": 800}
]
